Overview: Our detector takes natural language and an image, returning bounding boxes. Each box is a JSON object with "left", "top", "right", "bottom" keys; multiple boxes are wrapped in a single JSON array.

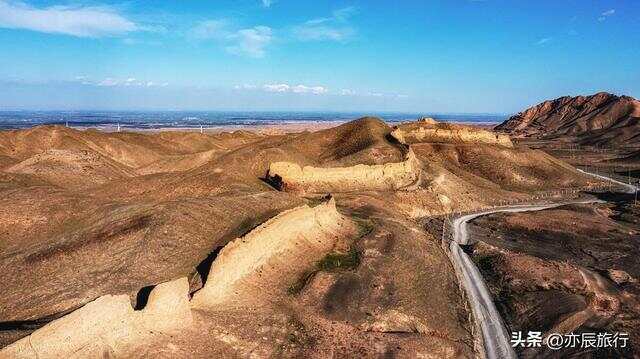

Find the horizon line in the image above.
[{"left": 0, "top": 109, "right": 511, "bottom": 116}]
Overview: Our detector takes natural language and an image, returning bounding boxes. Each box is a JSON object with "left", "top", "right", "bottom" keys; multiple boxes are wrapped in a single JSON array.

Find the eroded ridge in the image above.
[
  {"left": 267, "top": 148, "right": 422, "bottom": 194},
  {"left": 0, "top": 199, "right": 359, "bottom": 358},
  {"left": 1, "top": 278, "right": 192, "bottom": 359},
  {"left": 391, "top": 119, "right": 513, "bottom": 148},
  {"left": 191, "top": 198, "right": 358, "bottom": 309}
]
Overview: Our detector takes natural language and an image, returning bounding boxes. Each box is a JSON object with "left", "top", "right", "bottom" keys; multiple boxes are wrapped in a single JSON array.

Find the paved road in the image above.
[
  {"left": 450, "top": 199, "right": 605, "bottom": 359},
  {"left": 576, "top": 168, "right": 638, "bottom": 194},
  {"left": 449, "top": 169, "right": 636, "bottom": 358}
]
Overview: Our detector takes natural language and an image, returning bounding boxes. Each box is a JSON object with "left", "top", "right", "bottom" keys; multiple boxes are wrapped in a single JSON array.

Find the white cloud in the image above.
[
  {"left": 293, "top": 6, "right": 357, "bottom": 42},
  {"left": 226, "top": 26, "right": 272, "bottom": 58},
  {"left": 293, "top": 25, "right": 354, "bottom": 42},
  {"left": 291, "top": 85, "right": 328, "bottom": 94},
  {"left": 74, "top": 75, "right": 93, "bottom": 85},
  {"left": 364, "top": 91, "right": 406, "bottom": 98},
  {"left": 263, "top": 83, "right": 290, "bottom": 92},
  {"left": 97, "top": 78, "right": 119, "bottom": 86},
  {"left": 598, "top": 9, "right": 615, "bottom": 21},
  {"left": 81, "top": 77, "right": 167, "bottom": 88},
  {"left": 190, "top": 20, "right": 273, "bottom": 58},
  {"left": 234, "top": 84, "right": 258, "bottom": 90},
  {"left": 189, "top": 19, "right": 229, "bottom": 40},
  {"left": 261, "top": 0, "right": 274, "bottom": 8},
  {"left": 236, "top": 83, "right": 407, "bottom": 98},
  {"left": 332, "top": 6, "right": 357, "bottom": 21},
  {"left": 259, "top": 83, "right": 328, "bottom": 94},
  {"left": 535, "top": 37, "right": 551, "bottom": 45},
  {"left": 0, "top": 0, "right": 138, "bottom": 37}
]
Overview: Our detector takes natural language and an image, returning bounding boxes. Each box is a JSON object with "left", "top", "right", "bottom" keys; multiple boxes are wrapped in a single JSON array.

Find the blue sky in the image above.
[{"left": 0, "top": 0, "right": 638, "bottom": 113}]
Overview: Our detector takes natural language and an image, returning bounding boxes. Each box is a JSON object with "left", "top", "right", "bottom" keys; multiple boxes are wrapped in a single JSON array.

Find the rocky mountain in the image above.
[{"left": 496, "top": 92, "right": 640, "bottom": 147}]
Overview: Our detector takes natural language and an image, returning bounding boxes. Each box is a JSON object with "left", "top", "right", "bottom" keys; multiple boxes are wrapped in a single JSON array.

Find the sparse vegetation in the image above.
[
  {"left": 317, "top": 248, "right": 361, "bottom": 272},
  {"left": 476, "top": 255, "right": 495, "bottom": 272},
  {"left": 287, "top": 270, "right": 316, "bottom": 295},
  {"left": 304, "top": 194, "right": 333, "bottom": 207},
  {"left": 287, "top": 247, "right": 363, "bottom": 295},
  {"left": 353, "top": 218, "right": 374, "bottom": 238},
  {"left": 287, "top": 217, "right": 371, "bottom": 295}
]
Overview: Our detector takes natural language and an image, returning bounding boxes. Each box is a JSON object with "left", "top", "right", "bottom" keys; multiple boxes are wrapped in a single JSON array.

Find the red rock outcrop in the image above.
[{"left": 496, "top": 92, "right": 640, "bottom": 147}]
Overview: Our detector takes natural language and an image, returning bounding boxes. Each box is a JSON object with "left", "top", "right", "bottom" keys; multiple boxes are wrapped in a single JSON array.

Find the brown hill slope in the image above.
[
  {"left": 496, "top": 92, "right": 640, "bottom": 147},
  {"left": 618, "top": 150, "right": 640, "bottom": 164},
  {"left": 89, "top": 117, "right": 406, "bottom": 201},
  {"left": 5, "top": 149, "right": 136, "bottom": 189},
  {"left": 0, "top": 126, "right": 263, "bottom": 170},
  {"left": 0, "top": 117, "right": 603, "bottom": 356}
]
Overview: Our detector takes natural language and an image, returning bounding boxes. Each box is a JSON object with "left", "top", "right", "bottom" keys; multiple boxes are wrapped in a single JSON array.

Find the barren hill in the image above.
[
  {"left": 618, "top": 150, "right": 640, "bottom": 164},
  {"left": 0, "top": 125, "right": 263, "bottom": 170},
  {"left": 495, "top": 92, "right": 640, "bottom": 147},
  {"left": 5, "top": 149, "right": 136, "bottom": 189},
  {"left": 0, "top": 118, "right": 603, "bottom": 357}
]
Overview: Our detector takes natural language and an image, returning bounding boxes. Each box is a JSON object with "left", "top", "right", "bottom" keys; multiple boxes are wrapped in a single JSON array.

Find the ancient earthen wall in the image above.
[
  {"left": 1, "top": 278, "right": 192, "bottom": 359},
  {"left": 268, "top": 149, "right": 422, "bottom": 193},
  {"left": 391, "top": 126, "right": 513, "bottom": 148},
  {"left": 191, "top": 198, "right": 357, "bottom": 309}
]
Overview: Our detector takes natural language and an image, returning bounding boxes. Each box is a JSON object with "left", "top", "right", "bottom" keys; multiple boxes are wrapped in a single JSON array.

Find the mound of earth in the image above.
[
  {"left": 496, "top": 92, "right": 640, "bottom": 147},
  {"left": 411, "top": 142, "right": 589, "bottom": 193},
  {"left": 5, "top": 149, "right": 136, "bottom": 189},
  {"left": 0, "top": 117, "right": 604, "bottom": 357},
  {"left": 289, "top": 116, "right": 404, "bottom": 166},
  {"left": 392, "top": 119, "right": 513, "bottom": 148},
  {"left": 136, "top": 149, "right": 221, "bottom": 175},
  {"left": 0, "top": 126, "right": 263, "bottom": 171}
]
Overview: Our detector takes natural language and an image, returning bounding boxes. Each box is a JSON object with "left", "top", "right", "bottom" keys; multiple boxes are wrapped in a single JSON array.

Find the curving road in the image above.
[
  {"left": 448, "top": 169, "right": 637, "bottom": 358},
  {"left": 576, "top": 168, "right": 638, "bottom": 194},
  {"left": 449, "top": 200, "right": 604, "bottom": 359}
]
